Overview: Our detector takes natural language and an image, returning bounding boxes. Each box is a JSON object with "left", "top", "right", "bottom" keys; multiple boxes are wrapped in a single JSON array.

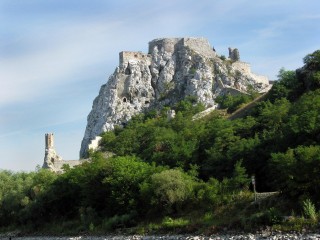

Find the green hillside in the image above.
[{"left": 1, "top": 50, "right": 319, "bottom": 235}]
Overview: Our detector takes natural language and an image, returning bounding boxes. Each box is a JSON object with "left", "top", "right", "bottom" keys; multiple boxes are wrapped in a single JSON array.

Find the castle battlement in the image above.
[
  {"left": 43, "top": 133, "right": 83, "bottom": 173},
  {"left": 148, "top": 38, "right": 181, "bottom": 54},
  {"left": 45, "top": 133, "right": 54, "bottom": 150},
  {"left": 232, "top": 61, "right": 269, "bottom": 85},
  {"left": 119, "top": 38, "right": 217, "bottom": 67},
  {"left": 119, "top": 51, "right": 151, "bottom": 66},
  {"left": 148, "top": 37, "right": 217, "bottom": 58}
]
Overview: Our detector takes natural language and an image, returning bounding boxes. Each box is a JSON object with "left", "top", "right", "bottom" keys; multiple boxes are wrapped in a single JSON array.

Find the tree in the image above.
[
  {"left": 148, "top": 169, "right": 195, "bottom": 213},
  {"left": 269, "top": 145, "right": 320, "bottom": 199},
  {"left": 230, "top": 160, "right": 250, "bottom": 191},
  {"left": 287, "top": 89, "right": 320, "bottom": 137},
  {"left": 102, "top": 156, "right": 155, "bottom": 217},
  {"left": 303, "top": 50, "right": 320, "bottom": 70},
  {"left": 297, "top": 50, "right": 320, "bottom": 91}
]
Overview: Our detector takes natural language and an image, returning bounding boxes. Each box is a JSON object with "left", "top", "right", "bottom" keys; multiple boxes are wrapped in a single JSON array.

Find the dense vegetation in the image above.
[{"left": 1, "top": 50, "right": 319, "bottom": 234}]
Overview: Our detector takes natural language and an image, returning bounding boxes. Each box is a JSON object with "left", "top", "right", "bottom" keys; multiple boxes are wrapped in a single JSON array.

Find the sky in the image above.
[{"left": 1, "top": 0, "right": 319, "bottom": 171}]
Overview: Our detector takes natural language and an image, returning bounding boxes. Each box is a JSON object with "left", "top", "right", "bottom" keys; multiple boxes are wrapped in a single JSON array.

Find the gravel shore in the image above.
[{"left": 6, "top": 234, "right": 320, "bottom": 240}]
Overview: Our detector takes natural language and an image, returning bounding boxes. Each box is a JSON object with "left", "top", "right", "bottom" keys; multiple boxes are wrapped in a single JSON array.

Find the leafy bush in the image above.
[
  {"left": 102, "top": 212, "right": 137, "bottom": 231},
  {"left": 149, "top": 169, "right": 196, "bottom": 213},
  {"left": 215, "top": 93, "right": 253, "bottom": 113},
  {"left": 219, "top": 55, "right": 226, "bottom": 61},
  {"left": 161, "top": 216, "right": 189, "bottom": 229},
  {"left": 302, "top": 199, "right": 317, "bottom": 220}
]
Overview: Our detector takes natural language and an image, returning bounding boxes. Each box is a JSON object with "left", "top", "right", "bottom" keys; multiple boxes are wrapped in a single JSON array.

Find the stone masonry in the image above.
[{"left": 42, "top": 133, "right": 83, "bottom": 173}]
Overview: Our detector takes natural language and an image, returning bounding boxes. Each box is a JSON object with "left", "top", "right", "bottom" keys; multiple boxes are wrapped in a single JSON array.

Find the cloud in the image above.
[
  {"left": 0, "top": 2, "right": 201, "bottom": 107},
  {"left": 0, "top": 20, "right": 119, "bottom": 105}
]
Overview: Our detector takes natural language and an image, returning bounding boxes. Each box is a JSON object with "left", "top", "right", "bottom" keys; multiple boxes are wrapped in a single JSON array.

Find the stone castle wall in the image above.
[
  {"left": 148, "top": 37, "right": 216, "bottom": 58},
  {"left": 119, "top": 51, "right": 151, "bottom": 66},
  {"left": 182, "top": 37, "right": 216, "bottom": 58},
  {"left": 119, "top": 38, "right": 217, "bottom": 68},
  {"left": 250, "top": 73, "right": 269, "bottom": 85},
  {"left": 51, "top": 160, "right": 84, "bottom": 174},
  {"left": 148, "top": 38, "right": 181, "bottom": 54},
  {"left": 232, "top": 62, "right": 269, "bottom": 85},
  {"left": 232, "top": 62, "right": 251, "bottom": 74},
  {"left": 43, "top": 133, "right": 84, "bottom": 173}
]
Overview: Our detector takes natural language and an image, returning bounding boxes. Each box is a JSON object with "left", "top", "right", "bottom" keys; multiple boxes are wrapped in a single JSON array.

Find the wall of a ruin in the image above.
[
  {"left": 232, "top": 62, "right": 251, "bottom": 75},
  {"left": 119, "top": 51, "right": 151, "bottom": 66},
  {"left": 232, "top": 61, "right": 269, "bottom": 85},
  {"left": 182, "top": 37, "right": 216, "bottom": 58},
  {"left": 148, "top": 37, "right": 217, "bottom": 58},
  {"left": 148, "top": 38, "right": 181, "bottom": 54},
  {"left": 45, "top": 133, "right": 54, "bottom": 149}
]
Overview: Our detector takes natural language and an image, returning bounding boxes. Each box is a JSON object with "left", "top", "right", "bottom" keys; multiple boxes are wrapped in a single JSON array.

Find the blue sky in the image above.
[{"left": 1, "top": 0, "right": 319, "bottom": 171}]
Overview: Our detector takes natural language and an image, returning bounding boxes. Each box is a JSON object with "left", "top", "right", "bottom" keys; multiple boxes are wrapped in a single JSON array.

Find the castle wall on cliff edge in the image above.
[
  {"left": 182, "top": 38, "right": 217, "bottom": 58},
  {"left": 120, "top": 37, "right": 217, "bottom": 67},
  {"left": 119, "top": 51, "right": 151, "bottom": 66},
  {"left": 148, "top": 37, "right": 217, "bottom": 58}
]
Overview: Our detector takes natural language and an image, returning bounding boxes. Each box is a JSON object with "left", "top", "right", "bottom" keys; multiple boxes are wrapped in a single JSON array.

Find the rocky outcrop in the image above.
[{"left": 80, "top": 37, "right": 270, "bottom": 158}]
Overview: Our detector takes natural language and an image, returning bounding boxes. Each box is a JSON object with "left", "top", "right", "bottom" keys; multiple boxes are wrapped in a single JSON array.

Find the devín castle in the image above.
[{"left": 42, "top": 37, "right": 270, "bottom": 172}]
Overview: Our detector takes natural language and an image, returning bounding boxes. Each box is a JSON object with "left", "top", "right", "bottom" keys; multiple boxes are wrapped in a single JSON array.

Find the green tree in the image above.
[
  {"left": 269, "top": 145, "right": 320, "bottom": 199},
  {"left": 287, "top": 89, "right": 320, "bottom": 136},
  {"left": 268, "top": 68, "right": 301, "bottom": 102},
  {"left": 148, "top": 169, "right": 196, "bottom": 213},
  {"left": 230, "top": 160, "right": 250, "bottom": 191},
  {"left": 297, "top": 50, "right": 320, "bottom": 90},
  {"left": 102, "top": 156, "right": 155, "bottom": 216}
]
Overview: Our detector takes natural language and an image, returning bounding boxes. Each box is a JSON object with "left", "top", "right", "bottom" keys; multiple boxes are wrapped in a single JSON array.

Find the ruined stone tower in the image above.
[
  {"left": 228, "top": 47, "right": 240, "bottom": 61},
  {"left": 42, "top": 133, "right": 84, "bottom": 173},
  {"left": 45, "top": 133, "right": 54, "bottom": 150},
  {"left": 43, "top": 133, "right": 63, "bottom": 171}
]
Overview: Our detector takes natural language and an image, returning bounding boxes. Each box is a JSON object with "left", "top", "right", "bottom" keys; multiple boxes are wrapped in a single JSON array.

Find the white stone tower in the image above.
[
  {"left": 45, "top": 133, "right": 54, "bottom": 150},
  {"left": 43, "top": 133, "right": 62, "bottom": 170}
]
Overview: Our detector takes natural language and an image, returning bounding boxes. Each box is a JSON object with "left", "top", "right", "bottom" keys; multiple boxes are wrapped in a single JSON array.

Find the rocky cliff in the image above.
[{"left": 80, "top": 37, "right": 270, "bottom": 158}]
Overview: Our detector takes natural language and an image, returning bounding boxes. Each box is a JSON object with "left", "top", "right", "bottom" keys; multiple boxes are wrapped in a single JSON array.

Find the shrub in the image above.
[
  {"left": 149, "top": 169, "right": 196, "bottom": 213},
  {"left": 302, "top": 199, "right": 317, "bottom": 220},
  {"left": 161, "top": 216, "right": 189, "bottom": 229},
  {"left": 219, "top": 55, "right": 226, "bottom": 61},
  {"left": 102, "top": 212, "right": 136, "bottom": 231}
]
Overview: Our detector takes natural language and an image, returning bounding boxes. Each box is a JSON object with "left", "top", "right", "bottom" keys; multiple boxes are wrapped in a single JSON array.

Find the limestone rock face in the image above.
[
  {"left": 80, "top": 37, "right": 270, "bottom": 158},
  {"left": 43, "top": 148, "right": 63, "bottom": 171}
]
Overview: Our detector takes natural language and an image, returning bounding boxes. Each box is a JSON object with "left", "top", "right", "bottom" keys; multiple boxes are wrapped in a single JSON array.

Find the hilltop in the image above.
[{"left": 80, "top": 37, "right": 270, "bottom": 158}]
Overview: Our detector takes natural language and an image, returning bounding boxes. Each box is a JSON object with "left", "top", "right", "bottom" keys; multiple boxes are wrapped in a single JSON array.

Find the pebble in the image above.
[{"left": 7, "top": 234, "right": 320, "bottom": 240}]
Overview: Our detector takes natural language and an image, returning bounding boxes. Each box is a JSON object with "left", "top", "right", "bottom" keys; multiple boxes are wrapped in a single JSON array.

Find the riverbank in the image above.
[{"left": 2, "top": 233, "right": 319, "bottom": 240}]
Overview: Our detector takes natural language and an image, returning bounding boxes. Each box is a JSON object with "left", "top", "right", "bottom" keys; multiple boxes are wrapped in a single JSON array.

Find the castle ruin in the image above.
[
  {"left": 42, "top": 133, "right": 84, "bottom": 173},
  {"left": 117, "top": 37, "right": 269, "bottom": 94},
  {"left": 119, "top": 51, "right": 151, "bottom": 66},
  {"left": 148, "top": 37, "right": 217, "bottom": 58},
  {"left": 228, "top": 47, "right": 240, "bottom": 61},
  {"left": 79, "top": 37, "right": 270, "bottom": 158},
  {"left": 119, "top": 37, "right": 218, "bottom": 67}
]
